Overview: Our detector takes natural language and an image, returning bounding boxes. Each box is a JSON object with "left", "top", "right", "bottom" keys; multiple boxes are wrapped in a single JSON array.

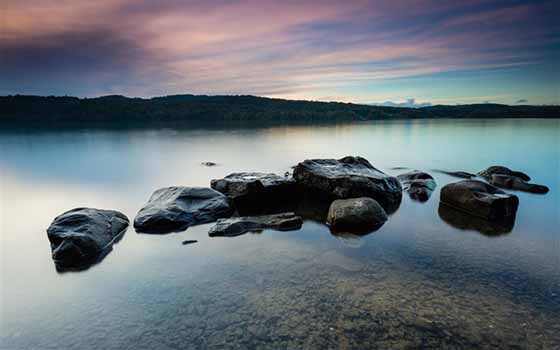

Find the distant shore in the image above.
[{"left": 1, "top": 94, "right": 558, "bottom": 125}]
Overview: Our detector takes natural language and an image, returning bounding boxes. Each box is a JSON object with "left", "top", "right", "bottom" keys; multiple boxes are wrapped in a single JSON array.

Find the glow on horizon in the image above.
[{"left": 1, "top": 0, "right": 558, "bottom": 105}]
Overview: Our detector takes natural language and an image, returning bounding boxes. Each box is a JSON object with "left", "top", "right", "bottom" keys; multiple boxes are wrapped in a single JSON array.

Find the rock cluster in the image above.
[{"left": 46, "top": 159, "right": 549, "bottom": 268}]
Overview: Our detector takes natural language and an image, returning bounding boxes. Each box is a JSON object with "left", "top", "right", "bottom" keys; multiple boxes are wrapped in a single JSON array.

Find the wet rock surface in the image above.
[
  {"left": 209, "top": 212, "right": 303, "bottom": 237},
  {"left": 489, "top": 174, "right": 549, "bottom": 194},
  {"left": 433, "top": 169, "right": 476, "bottom": 179},
  {"left": 293, "top": 156, "right": 402, "bottom": 212},
  {"left": 397, "top": 170, "right": 437, "bottom": 202},
  {"left": 478, "top": 165, "right": 531, "bottom": 181},
  {"left": 327, "top": 197, "right": 388, "bottom": 234},
  {"left": 46, "top": 208, "right": 129, "bottom": 270},
  {"left": 134, "top": 187, "right": 233, "bottom": 233},
  {"left": 211, "top": 172, "right": 301, "bottom": 213},
  {"left": 440, "top": 180, "right": 519, "bottom": 220}
]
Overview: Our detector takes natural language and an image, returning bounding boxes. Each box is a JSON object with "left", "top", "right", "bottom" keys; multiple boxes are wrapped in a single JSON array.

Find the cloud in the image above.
[
  {"left": 373, "top": 98, "right": 432, "bottom": 108},
  {"left": 0, "top": 0, "right": 558, "bottom": 102}
]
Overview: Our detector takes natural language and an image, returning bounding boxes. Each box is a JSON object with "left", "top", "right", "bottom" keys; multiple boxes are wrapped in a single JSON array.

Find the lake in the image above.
[{"left": 1, "top": 118, "right": 559, "bottom": 349}]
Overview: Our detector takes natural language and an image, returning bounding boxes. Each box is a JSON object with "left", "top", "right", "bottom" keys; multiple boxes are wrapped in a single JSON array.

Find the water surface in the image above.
[{"left": 1, "top": 119, "right": 559, "bottom": 349}]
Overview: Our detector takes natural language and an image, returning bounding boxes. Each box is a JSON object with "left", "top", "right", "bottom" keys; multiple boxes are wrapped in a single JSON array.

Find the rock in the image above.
[
  {"left": 210, "top": 172, "right": 301, "bottom": 213},
  {"left": 327, "top": 197, "right": 388, "bottom": 233},
  {"left": 182, "top": 240, "right": 198, "bottom": 245},
  {"left": 438, "top": 203, "right": 515, "bottom": 236},
  {"left": 489, "top": 174, "right": 549, "bottom": 194},
  {"left": 46, "top": 208, "right": 129, "bottom": 269},
  {"left": 208, "top": 212, "right": 303, "bottom": 237},
  {"left": 440, "top": 180, "right": 519, "bottom": 220},
  {"left": 397, "top": 170, "right": 436, "bottom": 202},
  {"left": 201, "top": 161, "right": 218, "bottom": 167},
  {"left": 478, "top": 166, "right": 530, "bottom": 181},
  {"left": 293, "top": 156, "right": 402, "bottom": 212},
  {"left": 432, "top": 169, "right": 476, "bottom": 179},
  {"left": 134, "top": 187, "right": 233, "bottom": 233}
]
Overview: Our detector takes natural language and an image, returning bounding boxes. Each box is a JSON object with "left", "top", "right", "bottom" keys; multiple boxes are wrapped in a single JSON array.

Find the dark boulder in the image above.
[
  {"left": 293, "top": 156, "right": 402, "bottom": 212},
  {"left": 440, "top": 180, "right": 519, "bottom": 220},
  {"left": 208, "top": 212, "right": 303, "bottom": 237},
  {"left": 397, "top": 170, "right": 436, "bottom": 202},
  {"left": 438, "top": 203, "right": 515, "bottom": 236},
  {"left": 47, "top": 208, "right": 129, "bottom": 270},
  {"left": 432, "top": 169, "right": 476, "bottom": 179},
  {"left": 211, "top": 172, "right": 301, "bottom": 213},
  {"left": 201, "top": 161, "right": 218, "bottom": 167},
  {"left": 489, "top": 174, "right": 549, "bottom": 194},
  {"left": 478, "top": 166, "right": 530, "bottom": 181},
  {"left": 134, "top": 187, "right": 233, "bottom": 233},
  {"left": 327, "top": 197, "right": 388, "bottom": 234}
]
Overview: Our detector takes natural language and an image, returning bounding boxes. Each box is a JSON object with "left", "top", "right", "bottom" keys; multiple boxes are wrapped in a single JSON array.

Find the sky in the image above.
[{"left": 1, "top": 0, "right": 559, "bottom": 105}]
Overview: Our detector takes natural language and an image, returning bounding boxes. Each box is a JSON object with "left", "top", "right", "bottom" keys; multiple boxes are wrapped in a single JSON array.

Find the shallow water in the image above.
[{"left": 1, "top": 118, "right": 559, "bottom": 349}]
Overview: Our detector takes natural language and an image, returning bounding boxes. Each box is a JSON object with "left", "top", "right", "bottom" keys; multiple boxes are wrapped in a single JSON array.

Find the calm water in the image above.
[{"left": 1, "top": 119, "right": 559, "bottom": 349}]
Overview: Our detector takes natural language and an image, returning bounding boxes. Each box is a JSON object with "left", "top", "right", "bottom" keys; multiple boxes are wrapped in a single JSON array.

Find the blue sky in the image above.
[{"left": 1, "top": 0, "right": 558, "bottom": 105}]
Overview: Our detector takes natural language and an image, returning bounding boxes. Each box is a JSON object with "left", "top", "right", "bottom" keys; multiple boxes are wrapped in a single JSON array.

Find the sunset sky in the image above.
[{"left": 1, "top": 0, "right": 558, "bottom": 105}]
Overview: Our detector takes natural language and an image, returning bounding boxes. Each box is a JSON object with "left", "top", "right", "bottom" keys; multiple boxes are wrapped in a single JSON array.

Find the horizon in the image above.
[{"left": 2, "top": 1, "right": 559, "bottom": 105}]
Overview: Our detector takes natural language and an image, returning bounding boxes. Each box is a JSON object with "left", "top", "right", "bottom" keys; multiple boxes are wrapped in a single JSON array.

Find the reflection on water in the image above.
[{"left": 1, "top": 119, "right": 559, "bottom": 349}]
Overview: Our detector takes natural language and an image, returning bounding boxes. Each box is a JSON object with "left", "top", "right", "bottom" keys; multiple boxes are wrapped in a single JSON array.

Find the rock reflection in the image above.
[{"left": 438, "top": 203, "right": 515, "bottom": 236}]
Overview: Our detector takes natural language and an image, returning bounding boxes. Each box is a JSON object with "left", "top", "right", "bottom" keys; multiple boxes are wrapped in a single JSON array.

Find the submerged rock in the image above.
[
  {"left": 438, "top": 203, "right": 515, "bottom": 236},
  {"left": 208, "top": 212, "right": 303, "bottom": 237},
  {"left": 327, "top": 197, "right": 388, "bottom": 234},
  {"left": 489, "top": 174, "right": 549, "bottom": 194},
  {"left": 397, "top": 170, "right": 437, "bottom": 202},
  {"left": 293, "top": 156, "right": 402, "bottom": 212},
  {"left": 201, "top": 161, "right": 218, "bottom": 167},
  {"left": 134, "top": 187, "right": 233, "bottom": 233},
  {"left": 47, "top": 208, "right": 129, "bottom": 270},
  {"left": 211, "top": 172, "right": 301, "bottom": 213},
  {"left": 440, "top": 180, "right": 519, "bottom": 220},
  {"left": 432, "top": 169, "right": 476, "bottom": 179},
  {"left": 478, "top": 166, "right": 530, "bottom": 181}
]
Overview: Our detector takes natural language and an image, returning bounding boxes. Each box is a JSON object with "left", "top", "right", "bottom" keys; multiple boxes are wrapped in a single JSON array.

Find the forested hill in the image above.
[{"left": 1, "top": 94, "right": 558, "bottom": 124}]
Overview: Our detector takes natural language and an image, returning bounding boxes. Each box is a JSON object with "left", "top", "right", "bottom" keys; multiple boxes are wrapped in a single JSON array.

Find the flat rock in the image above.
[
  {"left": 478, "top": 166, "right": 530, "bottom": 181},
  {"left": 208, "top": 212, "right": 303, "bottom": 237},
  {"left": 293, "top": 156, "right": 402, "bottom": 212},
  {"left": 327, "top": 197, "right": 388, "bottom": 233},
  {"left": 432, "top": 169, "right": 476, "bottom": 179},
  {"left": 440, "top": 180, "right": 519, "bottom": 220},
  {"left": 397, "top": 170, "right": 437, "bottom": 202},
  {"left": 489, "top": 174, "right": 549, "bottom": 194},
  {"left": 47, "top": 208, "right": 129, "bottom": 268},
  {"left": 211, "top": 172, "right": 298, "bottom": 200},
  {"left": 134, "top": 187, "right": 233, "bottom": 233}
]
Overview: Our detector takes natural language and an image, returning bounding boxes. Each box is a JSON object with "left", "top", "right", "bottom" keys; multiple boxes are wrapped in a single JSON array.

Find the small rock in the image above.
[
  {"left": 182, "top": 240, "right": 198, "bottom": 245},
  {"left": 209, "top": 212, "right": 303, "bottom": 237},
  {"left": 397, "top": 170, "right": 436, "bottom": 202},
  {"left": 201, "top": 161, "right": 218, "bottom": 167},
  {"left": 432, "top": 169, "right": 476, "bottom": 179},
  {"left": 489, "top": 174, "right": 549, "bottom": 194},
  {"left": 478, "top": 165, "right": 531, "bottom": 181},
  {"left": 327, "top": 197, "right": 388, "bottom": 233}
]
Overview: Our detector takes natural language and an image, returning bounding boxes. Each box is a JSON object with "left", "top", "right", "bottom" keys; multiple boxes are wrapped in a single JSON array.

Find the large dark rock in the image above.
[
  {"left": 397, "top": 170, "right": 436, "bottom": 202},
  {"left": 47, "top": 208, "right": 129, "bottom": 270},
  {"left": 438, "top": 203, "right": 515, "bottom": 236},
  {"left": 209, "top": 212, "right": 303, "bottom": 237},
  {"left": 440, "top": 180, "right": 519, "bottom": 220},
  {"left": 489, "top": 174, "right": 549, "bottom": 194},
  {"left": 134, "top": 187, "right": 233, "bottom": 233},
  {"left": 478, "top": 166, "right": 530, "bottom": 181},
  {"left": 293, "top": 156, "right": 402, "bottom": 212},
  {"left": 327, "top": 197, "right": 388, "bottom": 234},
  {"left": 210, "top": 172, "right": 300, "bottom": 213}
]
